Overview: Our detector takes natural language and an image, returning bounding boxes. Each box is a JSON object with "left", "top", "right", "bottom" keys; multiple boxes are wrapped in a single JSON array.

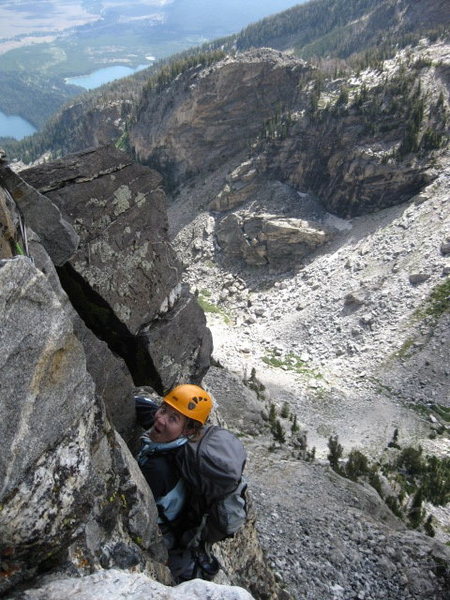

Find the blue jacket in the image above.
[
  {"left": 137, "top": 433, "right": 188, "bottom": 523},
  {"left": 135, "top": 396, "right": 188, "bottom": 524}
]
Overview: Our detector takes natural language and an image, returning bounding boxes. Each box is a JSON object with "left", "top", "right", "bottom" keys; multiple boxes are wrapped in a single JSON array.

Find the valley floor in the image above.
[
  {"left": 172, "top": 153, "right": 450, "bottom": 599},
  {"left": 178, "top": 153, "right": 450, "bottom": 461}
]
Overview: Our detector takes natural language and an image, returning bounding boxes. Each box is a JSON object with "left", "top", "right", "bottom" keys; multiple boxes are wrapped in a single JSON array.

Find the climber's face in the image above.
[{"left": 150, "top": 402, "right": 188, "bottom": 443}]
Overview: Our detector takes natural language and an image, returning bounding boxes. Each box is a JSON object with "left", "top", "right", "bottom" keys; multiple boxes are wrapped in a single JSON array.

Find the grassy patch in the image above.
[
  {"left": 391, "top": 336, "right": 417, "bottom": 360},
  {"left": 416, "top": 277, "right": 450, "bottom": 321},
  {"left": 433, "top": 404, "right": 450, "bottom": 423},
  {"left": 368, "top": 377, "right": 401, "bottom": 399},
  {"left": 262, "top": 350, "right": 322, "bottom": 379},
  {"left": 197, "top": 294, "right": 231, "bottom": 324},
  {"left": 388, "top": 278, "right": 450, "bottom": 363}
]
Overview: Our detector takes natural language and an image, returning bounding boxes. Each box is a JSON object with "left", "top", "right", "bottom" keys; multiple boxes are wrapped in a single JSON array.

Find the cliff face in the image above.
[
  {"left": 129, "top": 46, "right": 447, "bottom": 223},
  {"left": 130, "top": 50, "right": 312, "bottom": 187},
  {"left": 20, "top": 146, "right": 212, "bottom": 396},
  {"left": 0, "top": 151, "right": 280, "bottom": 599},
  {"left": 0, "top": 173, "right": 169, "bottom": 594},
  {"left": 125, "top": 43, "right": 449, "bottom": 276},
  {"left": 44, "top": 98, "right": 132, "bottom": 157}
]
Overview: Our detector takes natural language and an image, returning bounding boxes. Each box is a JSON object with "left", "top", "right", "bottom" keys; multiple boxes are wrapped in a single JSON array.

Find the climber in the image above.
[{"left": 135, "top": 383, "right": 218, "bottom": 582}]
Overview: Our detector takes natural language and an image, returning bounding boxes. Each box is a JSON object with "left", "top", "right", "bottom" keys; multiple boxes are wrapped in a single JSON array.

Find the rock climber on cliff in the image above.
[
  {"left": 134, "top": 383, "right": 248, "bottom": 583},
  {"left": 135, "top": 384, "right": 219, "bottom": 582}
]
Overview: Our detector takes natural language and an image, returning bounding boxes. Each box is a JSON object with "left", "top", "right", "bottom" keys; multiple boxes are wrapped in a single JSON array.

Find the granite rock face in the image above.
[
  {"left": 0, "top": 256, "right": 167, "bottom": 596},
  {"left": 0, "top": 163, "right": 79, "bottom": 266},
  {"left": 130, "top": 50, "right": 311, "bottom": 188},
  {"left": 4, "top": 569, "right": 256, "bottom": 600},
  {"left": 0, "top": 154, "right": 275, "bottom": 600},
  {"left": 0, "top": 165, "right": 139, "bottom": 442},
  {"left": 128, "top": 46, "right": 447, "bottom": 274},
  {"left": 21, "top": 146, "right": 212, "bottom": 393}
]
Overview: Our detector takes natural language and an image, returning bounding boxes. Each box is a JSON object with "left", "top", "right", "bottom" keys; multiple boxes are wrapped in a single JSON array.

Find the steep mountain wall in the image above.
[
  {"left": 130, "top": 50, "right": 311, "bottom": 187},
  {"left": 0, "top": 213, "right": 169, "bottom": 595},
  {"left": 0, "top": 150, "right": 280, "bottom": 598},
  {"left": 20, "top": 146, "right": 213, "bottom": 395},
  {"left": 128, "top": 43, "right": 448, "bottom": 242}
]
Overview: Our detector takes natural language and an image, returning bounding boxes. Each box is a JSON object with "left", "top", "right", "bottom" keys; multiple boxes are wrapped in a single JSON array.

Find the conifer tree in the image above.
[
  {"left": 408, "top": 488, "right": 425, "bottom": 528},
  {"left": 327, "top": 435, "right": 343, "bottom": 473},
  {"left": 273, "top": 420, "right": 286, "bottom": 444}
]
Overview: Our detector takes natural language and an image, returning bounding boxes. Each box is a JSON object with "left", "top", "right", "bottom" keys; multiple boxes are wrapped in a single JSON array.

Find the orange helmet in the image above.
[{"left": 163, "top": 384, "right": 212, "bottom": 425}]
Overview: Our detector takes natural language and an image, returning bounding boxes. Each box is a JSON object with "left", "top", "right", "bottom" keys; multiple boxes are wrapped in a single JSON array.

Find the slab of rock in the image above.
[
  {"left": 4, "top": 569, "right": 256, "bottom": 600},
  {"left": 409, "top": 272, "right": 431, "bottom": 285},
  {"left": 21, "top": 146, "right": 175, "bottom": 333},
  {"left": 0, "top": 163, "right": 79, "bottom": 265},
  {"left": 21, "top": 146, "right": 212, "bottom": 392},
  {"left": 0, "top": 256, "right": 167, "bottom": 595}
]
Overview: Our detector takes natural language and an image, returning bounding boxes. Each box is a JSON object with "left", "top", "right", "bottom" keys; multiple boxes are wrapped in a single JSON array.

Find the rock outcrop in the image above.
[
  {"left": 20, "top": 146, "right": 212, "bottom": 394},
  {"left": 0, "top": 161, "right": 79, "bottom": 266},
  {"left": 0, "top": 151, "right": 283, "bottom": 599},
  {"left": 130, "top": 50, "right": 311, "bottom": 188},
  {"left": 126, "top": 44, "right": 448, "bottom": 277},
  {"left": 6, "top": 570, "right": 256, "bottom": 600},
  {"left": 0, "top": 255, "right": 169, "bottom": 596},
  {"left": 216, "top": 212, "right": 330, "bottom": 267}
]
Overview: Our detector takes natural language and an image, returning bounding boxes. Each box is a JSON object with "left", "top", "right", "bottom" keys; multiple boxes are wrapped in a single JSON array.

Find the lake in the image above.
[
  {"left": 65, "top": 64, "right": 151, "bottom": 90},
  {"left": 0, "top": 109, "right": 36, "bottom": 140}
]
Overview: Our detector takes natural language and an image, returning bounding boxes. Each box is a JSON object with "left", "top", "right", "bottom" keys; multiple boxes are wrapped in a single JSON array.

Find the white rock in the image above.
[{"left": 15, "top": 570, "right": 256, "bottom": 600}]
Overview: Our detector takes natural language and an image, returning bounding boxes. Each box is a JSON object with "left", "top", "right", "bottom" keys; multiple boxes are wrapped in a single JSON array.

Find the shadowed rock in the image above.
[
  {"left": 21, "top": 146, "right": 212, "bottom": 392},
  {"left": 0, "top": 256, "right": 168, "bottom": 595}
]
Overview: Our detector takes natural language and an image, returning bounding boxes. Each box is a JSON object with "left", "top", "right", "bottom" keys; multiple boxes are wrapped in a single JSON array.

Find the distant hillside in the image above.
[
  {"left": 0, "top": 72, "right": 82, "bottom": 129},
  {"left": 3, "top": 0, "right": 449, "bottom": 164},
  {"left": 228, "top": 0, "right": 449, "bottom": 60}
]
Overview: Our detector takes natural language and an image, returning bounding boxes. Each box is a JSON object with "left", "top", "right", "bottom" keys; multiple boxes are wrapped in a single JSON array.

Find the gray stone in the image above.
[
  {"left": 0, "top": 256, "right": 166, "bottom": 595},
  {"left": 21, "top": 146, "right": 212, "bottom": 392},
  {"left": 440, "top": 240, "right": 450, "bottom": 255},
  {"left": 0, "top": 257, "right": 93, "bottom": 501},
  {"left": 142, "top": 285, "right": 213, "bottom": 391},
  {"left": 216, "top": 212, "right": 329, "bottom": 268},
  {"left": 130, "top": 50, "right": 311, "bottom": 186},
  {"left": 344, "top": 291, "right": 366, "bottom": 306},
  {"left": 21, "top": 146, "right": 176, "bottom": 334},
  {"left": 409, "top": 273, "right": 431, "bottom": 285},
  {"left": 0, "top": 164, "right": 79, "bottom": 265},
  {"left": 4, "top": 569, "right": 256, "bottom": 600},
  {"left": 71, "top": 314, "right": 136, "bottom": 443}
]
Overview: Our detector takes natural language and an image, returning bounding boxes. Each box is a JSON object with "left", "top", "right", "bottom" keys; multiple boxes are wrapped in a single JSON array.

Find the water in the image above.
[
  {"left": 0, "top": 109, "right": 36, "bottom": 140},
  {"left": 167, "top": 0, "right": 307, "bottom": 34},
  {"left": 65, "top": 64, "right": 150, "bottom": 90}
]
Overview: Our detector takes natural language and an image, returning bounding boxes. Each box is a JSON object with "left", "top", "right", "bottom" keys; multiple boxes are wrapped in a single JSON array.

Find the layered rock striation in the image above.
[
  {"left": 130, "top": 50, "right": 311, "bottom": 188},
  {"left": 127, "top": 44, "right": 448, "bottom": 275},
  {"left": 0, "top": 149, "right": 281, "bottom": 599},
  {"left": 20, "top": 145, "right": 212, "bottom": 395}
]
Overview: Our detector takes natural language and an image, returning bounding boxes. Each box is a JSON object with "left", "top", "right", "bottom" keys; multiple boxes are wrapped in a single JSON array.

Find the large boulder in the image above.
[
  {"left": 0, "top": 256, "right": 168, "bottom": 595},
  {"left": 20, "top": 146, "right": 212, "bottom": 393},
  {"left": 4, "top": 569, "right": 256, "bottom": 600},
  {"left": 216, "top": 212, "right": 329, "bottom": 268}
]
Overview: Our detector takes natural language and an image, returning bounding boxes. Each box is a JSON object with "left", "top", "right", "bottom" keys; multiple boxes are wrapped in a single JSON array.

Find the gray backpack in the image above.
[{"left": 177, "top": 425, "right": 248, "bottom": 543}]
